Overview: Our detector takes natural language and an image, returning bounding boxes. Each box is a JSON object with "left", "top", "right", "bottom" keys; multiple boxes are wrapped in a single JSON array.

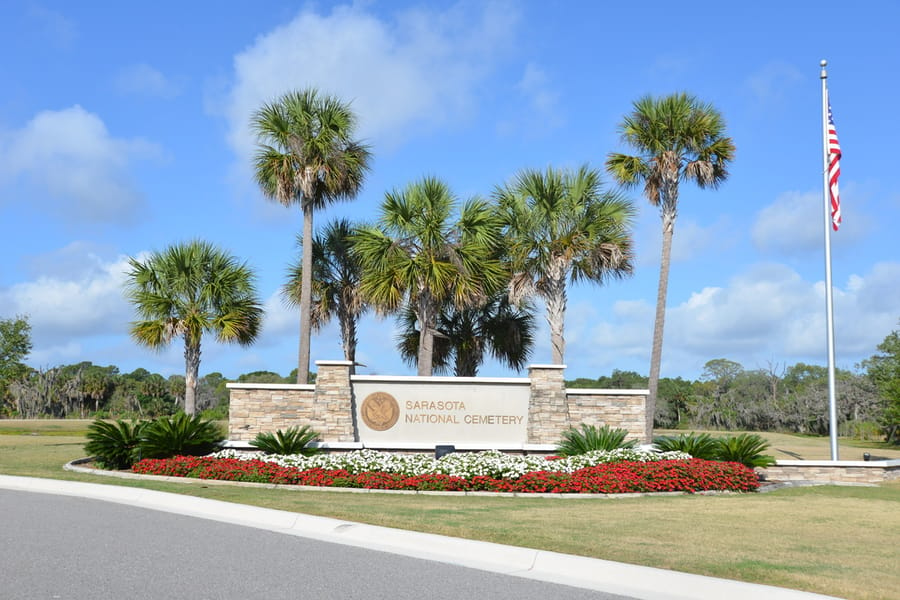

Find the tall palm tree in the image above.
[
  {"left": 353, "top": 176, "right": 506, "bottom": 376},
  {"left": 125, "top": 240, "right": 263, "bottom": 415},
  {"left": 396, "top": 292, "right": 536, "bottom": 377},
  {"left": 283, "top": 218, "right": 368, "bottom": 374},
  {"left": 495, "top": 164, "right": 635, "bottom": 364},
  {"left": 606, "top": 92, "right": 735, "bottom": 434},
  {"left": 253, "top": 88, "right": 371, "bottom": 384}
]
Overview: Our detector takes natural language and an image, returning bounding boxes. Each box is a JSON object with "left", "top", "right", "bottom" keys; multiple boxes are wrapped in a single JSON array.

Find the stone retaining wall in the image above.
[{"left": 759, "top": 460, "right": 900, "bottom": 484}]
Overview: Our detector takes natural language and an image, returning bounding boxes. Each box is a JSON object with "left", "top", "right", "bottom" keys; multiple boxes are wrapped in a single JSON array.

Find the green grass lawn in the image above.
[{"left": 1, "top": 420, "right": 897, "bottom": 600}]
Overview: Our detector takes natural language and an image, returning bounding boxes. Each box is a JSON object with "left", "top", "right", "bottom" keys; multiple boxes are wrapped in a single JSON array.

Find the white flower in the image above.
[{"left": 208, "top": 446, "right": 692, "bottom": 479}]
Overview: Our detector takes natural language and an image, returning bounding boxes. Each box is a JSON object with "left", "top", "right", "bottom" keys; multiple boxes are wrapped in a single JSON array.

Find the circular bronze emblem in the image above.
[{"left": 361, "top": 392, "right": 400, "bottom": 431}]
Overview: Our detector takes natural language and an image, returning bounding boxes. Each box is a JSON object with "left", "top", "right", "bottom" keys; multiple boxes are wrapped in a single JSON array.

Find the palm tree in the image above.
[
  {"left": 125, "top": 240, "right": 263, "bottom": 415},
  {"left": 495, "top": 164, "right": 635, "bottom": 364},
  {"left": 606, "top": 92, "right": 735, "bottom": 435},
  {"left": 283, "top": 218, "right": 368, "bottom": 373},
  {"left": 396, "top": 292, "right": 536, "bottom": 377},
  {"left": 353, "top": 176, "right": 506, "bottom": 376},
  {"left": 253, "top": 88, "right": 371, "bottom": 384}
]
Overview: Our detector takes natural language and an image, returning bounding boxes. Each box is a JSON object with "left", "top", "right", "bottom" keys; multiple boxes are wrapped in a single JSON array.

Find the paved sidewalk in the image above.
[{"left": 0, "top": 475, "right": 842, "bottom": 600}]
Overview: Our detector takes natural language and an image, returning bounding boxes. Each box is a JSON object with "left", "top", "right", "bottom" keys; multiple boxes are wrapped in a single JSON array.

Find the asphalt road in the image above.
[{"left": 0, "top": 489, "right": 629, "bottom": 600}]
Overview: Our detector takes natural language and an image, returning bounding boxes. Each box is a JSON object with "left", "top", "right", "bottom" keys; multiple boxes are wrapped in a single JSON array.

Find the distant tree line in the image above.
[
  {"left": 0, "top": 361, "right": 295, "bottom": 422},
  {"left": 569, "top": 343, "right": 899, "bottom": 444},
  {"left": 4, "top": 312, "right": 898, "bottom": 444}
]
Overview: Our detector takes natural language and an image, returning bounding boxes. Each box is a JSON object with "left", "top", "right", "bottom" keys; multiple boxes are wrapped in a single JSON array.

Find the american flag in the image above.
[{"left": 826, "top": 94, "right": 842, "bottom": 230}]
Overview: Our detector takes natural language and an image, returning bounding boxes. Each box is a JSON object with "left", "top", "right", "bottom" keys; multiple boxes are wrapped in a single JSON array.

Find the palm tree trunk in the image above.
[
  {"left": 647, "top": 214, "right": 674, "bottom": 437},
  {"left": 546, "top": 268, "right": 567, "bottom": 364},
  {"left": 297, "top": 203, "right": 314, "bottom": 384},
  {"left": 454, "top": 319, "right": 481, "bottom": 376},
  {"left": 339, "top": 307, "right": 357, "bottom": 375},
  {"left": 454, "top": 351, "right": 479, "bottom": 377},
  {"left": 416, "top": 291, "right": 436, "bottom": 376},
  {"left": 184, "top": 338, "right": 201, "bottom": 416}
]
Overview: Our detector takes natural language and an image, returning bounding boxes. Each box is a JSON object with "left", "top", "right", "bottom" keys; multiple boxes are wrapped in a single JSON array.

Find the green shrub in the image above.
[
  {"left": 653, "top": 433, "right": 720, "bottom": 460},
  {"left": 84, "top": 419, "right": 148, "bottom": 469},
  {"left": 200, "top": 404, "right": 229, "bottom": 421},
  {"left": 139, "top": 413, "right": 224, "bottom": 459},
  {"left": 841, "top": 420, "right": 883, "bottom": 441},
  {"left": 251, "top": 425, "right": 321, "bottom": 456},
  {"left": 714, "top": 433, "right": 776, "bottom": 468},
  {"left": 556, "top": 424, "right": 636, "bottom": 456}
]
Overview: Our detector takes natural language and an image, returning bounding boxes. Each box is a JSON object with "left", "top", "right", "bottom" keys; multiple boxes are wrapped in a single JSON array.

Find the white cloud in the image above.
[
  {"left": 587, "top": 299, "right": 654, "bottom": 361},
  {"left": 0, "top": 106, "right": 160, "bottom": 224},
  {"left": 838, "top": 262, "right": 900, "bottom": 350},
  {"left": 637, "top": 215, "right": 733, "bottom": 266},
  {"left": 0, "top": 252, "right": 133, "bottom": 360},
  {"left": 497, "top": 62, "right": 563, "bottom": 136},
  {"left": 22, "top": 241, "right": 119, "bottom": 280},
  {"left": 745, "top": 61, "right": 802, "bottom": 105},
  {"left": 668, "top": 263, "right": 813, "bottom": 354},
  {"left": 27, "top": 5, "right": 77, "bottom": 48},
  {"left": 753, "top": 186, "right": 872, "bottom": 253},
  {"left": 257, "top": 290, "right": 296, "bottom": 342},
  {"left": 215, "top": 2, "right": 518, "bottom": 164},
  {"left": 27, "top": 340, "right": 84, "bottom": 368},
  {"left": 570, "top": 261, "right": 900, "bottom": 378},
  {"left": 752, "top": 190, "right": 821, "bottom": 253},
  {"left": 115, "top": 63, "right": 180, "bottom": 98}
]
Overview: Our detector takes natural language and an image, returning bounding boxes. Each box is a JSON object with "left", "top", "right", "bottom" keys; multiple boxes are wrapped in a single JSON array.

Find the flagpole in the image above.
[{"left": 820, "top": 59, "right": 840, "bottom": 461}]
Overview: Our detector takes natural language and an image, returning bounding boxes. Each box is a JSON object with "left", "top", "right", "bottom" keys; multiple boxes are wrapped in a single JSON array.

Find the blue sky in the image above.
[{"left": 1, "top": 1, "right": 898, "bottom": 382}]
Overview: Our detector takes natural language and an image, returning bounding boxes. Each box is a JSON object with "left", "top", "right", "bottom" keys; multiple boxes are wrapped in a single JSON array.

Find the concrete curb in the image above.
[{"left": 0, "top": 474, "right": 841, "bottom": 600}]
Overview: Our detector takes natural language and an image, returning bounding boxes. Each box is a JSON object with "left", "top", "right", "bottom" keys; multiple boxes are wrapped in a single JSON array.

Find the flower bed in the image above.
[
  {"left": 215, "top": 447, "right": 693, "bottom": 478},
  {"left": 131, "top": 449, "right": 759, "bottom": 494}
]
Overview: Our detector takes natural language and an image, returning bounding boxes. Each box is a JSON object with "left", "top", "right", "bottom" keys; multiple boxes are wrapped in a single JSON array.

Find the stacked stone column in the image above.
[
  {"left": 312, "top": 360, "right": 356, "bottom": 442},
  {"left": 526, "top": 364, "right": 570, "bottom": 444}
]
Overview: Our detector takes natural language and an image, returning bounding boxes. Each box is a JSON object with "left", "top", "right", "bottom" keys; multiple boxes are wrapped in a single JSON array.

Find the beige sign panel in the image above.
[{"left": 353, "top": 379, "right": 530, "bottom": 444}]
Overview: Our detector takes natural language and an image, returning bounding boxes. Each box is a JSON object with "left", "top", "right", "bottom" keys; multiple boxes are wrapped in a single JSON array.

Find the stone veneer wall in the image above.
[
  {"left": 759, "top": 460, "right": 900, "bottom": 484},
  {"left": 526, "top": 364, "right": 649, "bottom": 444},
  {"left": 228, "top": 361, "right": 649, "bottom": 445},
  {"left": 565, "top": 390, "right": 649, "bottom": 443},
  {"left": 228, "top": 384, "right": 315, "bottom": 441}
]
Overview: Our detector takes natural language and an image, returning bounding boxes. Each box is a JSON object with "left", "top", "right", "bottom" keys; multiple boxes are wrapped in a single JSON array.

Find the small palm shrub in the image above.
[
  {"left": 251, "top": 425, "right": 321, "bottom": 456},
  {"left": 653, "top": 433, "right": 720, "bottom": 460},
  {"left": 556, "top": 424, "right": 636, "bottom": 456},
  {"left": 139, "top": 413, "right": 224, "bottom": 459},
  {"left": 84, "top": 419, "right": 148, "bottom": 469},
  {"left": 715, "top": 433, "right": 776, "bottom": 468}
]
